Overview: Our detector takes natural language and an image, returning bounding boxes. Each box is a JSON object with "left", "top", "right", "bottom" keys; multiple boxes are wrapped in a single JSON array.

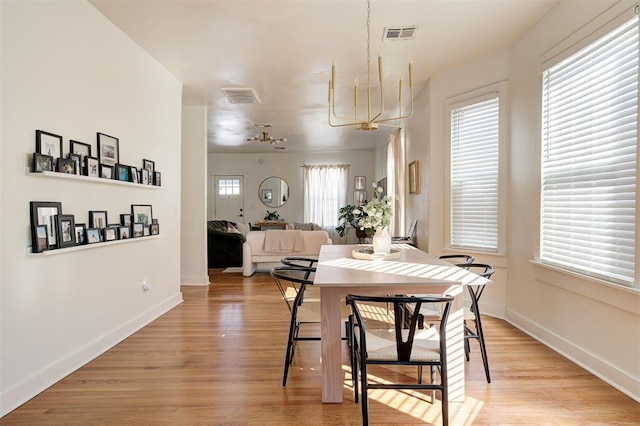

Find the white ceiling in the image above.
[{"left": 89, "top": 0, "right": 559, "bottom": 154}]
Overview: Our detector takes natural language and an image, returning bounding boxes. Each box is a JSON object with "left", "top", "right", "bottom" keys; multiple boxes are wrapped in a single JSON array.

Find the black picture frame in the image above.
[
  {"left": 89, "top": 210, "right": 108, "bottom": 231},
  {"left": 131, "top": 204, "right": 153, "bottom": 228},
  {"left": 86, "top": 228, "right": 101, "bottom": 244},
  {"left": 100, "top": 164, "right": 114, "bottom": 179},
  {"left": 97, "top": 132, "right": 119, "bottom": 167},
  {"left": 32, "top": 153, "right": 53, "bottom": 172},
  {"left": 68, "top": 153, "right": 81, "bottom": 175},
  {"left": 85, "top": 156, "right": 99, "bottom": 178},
  {"left": 118, "top": 225, "right": 130, "bottom": 240},
  {"left": 57, "top": 158, "right": 76, "bottom": 174},
  {"left": 115, "top": 163, "right": 130, "bottom": 182},
  {"left": 150, "top": 222, "right": 159, "bottom": 235},
  {"left": 55, "top": 214, "right": 76, "bottom": 248},
  {"left": 75, "top": 223, "right": 87, "bottom": 245},
  {"left": 30, "top": 201, "right": 62, "bottom": 249},
  {"left": 35, "top": 130, "right": 63, "bottom": 159},
  {"left": 142, "top": 159, "right": 155, "bottom": 181},
  {"left": 154, "top": 171, "right": 161, "bottom": 186},
  {"left": 132, "top": 222, "right": 145, "bottom": 238},
  {"left": 141, "top": 168, "right": 149, "bottom": 185},
  {"left": 130, "top": 166, "right": 139, "bottom": 183},
  {"left": 120, "top": 213, "right": 133, "bottom": 227},
  {"left": 33, "top": 224, "right": 49, "bottom": 253},
  {"left": 103, "top": 227, "right": 117, "bottom": 242},
  {"left": 70, "top": 140, "right": 91, "bottom": 165}
]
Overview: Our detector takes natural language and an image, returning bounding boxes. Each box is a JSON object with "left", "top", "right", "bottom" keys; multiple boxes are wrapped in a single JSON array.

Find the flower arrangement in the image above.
[
  {"left": 264, "top": 210, "right": 279, "bottom": 221},
  {"left": 356, "top": 184, "right": 392, "bottom": 231}
]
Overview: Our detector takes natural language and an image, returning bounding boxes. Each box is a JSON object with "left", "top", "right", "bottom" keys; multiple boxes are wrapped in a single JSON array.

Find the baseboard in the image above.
[
  {"left": 180, "top": 274, "right": 210, "bottom": 286},
  {"left": 0, "top": 292, "right": 184, "bottom": 418},
  {"left": 505, "top": 309, "right": 640, "bottom": 403}
]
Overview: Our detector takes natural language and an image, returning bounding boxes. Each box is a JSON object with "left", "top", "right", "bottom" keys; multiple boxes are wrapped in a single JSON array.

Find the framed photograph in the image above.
[
  {"left": 132, "top": 222, "right": 145, "bottom": 238},
  {"left": 70, "top": 140, "right": 91, "bottom": 167},
  {"left": 130, "top": 166, "right": 138, "bottom": 183},
  {"left": 35, "top": 130, "right": 63, "bottom": 159},
  {"left": 103, "top": 227, "right": 117, "bottom": 242},
  {"left": 100, "top": 164, "right": 114, "bottom": 179},
  {"left": 141, "top": 168, "right": 149, "bottom": 185},
  {"left": 32, "top": 153, "right": 53, "bottom": 172},
  {"left": 97, "top": 132, "right": 119, "bottom": 167},
  {"left": 143, "top": 159, "right": 155, "bottom": 183},
  {"left": 89, "top": 210, "right": 108, "bottom": 231},
  {"left": 57, "top": 158, "right": 76, "bottom": 174},
  {"left": 261, "top": 189, "right": 272, "bottom": 203},
  {"left": 408, "top": 160, "right": 420, "bottom": 194},
  {"left": 355, "top": 176, "right": 366, "bottom": 190},
  {"left": 120, "top": 213, "right": 133, "bottom": 227},
  {"left": 85, "top": 156, "right": 99, "bottom": 178},
  {"left": 30, "top": 201, "right": 62, "bottom": 249},
  {"left": 55, "top": 214, "right": 76, "bottom": 248},
  {"left": 118, "top": 225, "right": 130, "bottom": 240},
  {"left": 75, "top": 223, "right": 87, "bottom": 245},
  {"left": 154, "top": 171, "right": 161, "bottom": 186},
  {"left": 150, "top": 222, "right": 159, "bottom": 235},
  {"left": 115, "top": 164, "right": 130, "bottom": 182},
  {"left": 354, "top": 190, "right": 367, "bottom": 206},
  {"left": 86, "top": 228, "right": 101, "bottom": 244},
  {"left": 131, "top": 204, "right": 153, "bottom": 227},
  {"left": 33, "top": 225, "right": 49, "bottom": 253},
  {"left": 68, "top": 153, "right": 81, "bottom": 175}
]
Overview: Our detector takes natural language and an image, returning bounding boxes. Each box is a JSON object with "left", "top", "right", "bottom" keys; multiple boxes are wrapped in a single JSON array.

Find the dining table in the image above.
[{"left": 313, "top": 243, "right": 492, "bottom": 404}]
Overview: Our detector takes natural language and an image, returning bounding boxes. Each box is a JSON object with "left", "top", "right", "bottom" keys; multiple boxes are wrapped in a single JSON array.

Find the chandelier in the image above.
[
  {"left": 328, "top": 0, "right": 414, "bottom": 131},
  {"left": 246, "top": 131, "right": 287, "bottom": 145}
]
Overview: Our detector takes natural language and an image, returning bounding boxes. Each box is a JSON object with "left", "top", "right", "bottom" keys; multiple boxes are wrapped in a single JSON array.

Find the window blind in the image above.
[
  {"left": 541, "top": 16, "right": 638, "bottom": 285},
  {"left": 450, "top": 96, "right": 499, "bottom": 251}
]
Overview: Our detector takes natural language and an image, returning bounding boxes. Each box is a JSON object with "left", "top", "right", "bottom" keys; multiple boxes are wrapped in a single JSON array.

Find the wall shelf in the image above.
[
  {"left": 28, "top": 235, "right": 161, "bottom": 256},
  {"left": 27, "top": 170, "right": 161, "bottom": 189}
]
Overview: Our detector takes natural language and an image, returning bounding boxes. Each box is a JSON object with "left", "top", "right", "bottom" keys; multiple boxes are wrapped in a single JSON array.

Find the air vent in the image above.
[
  {"left": 254, "top": 123, "right": 272, "bottom": 128},
  {"left": 273, "top": 146, "right": 286, "bottom": 150},
  {"left": 383, "top": 26, "right": 417, "bottom": 41},
  {"left": 220, "top": 88, "right": 261, "bottom": 104}
]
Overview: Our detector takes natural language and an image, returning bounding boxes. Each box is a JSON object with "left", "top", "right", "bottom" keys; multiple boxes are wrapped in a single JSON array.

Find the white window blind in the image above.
[
  {"left": 541, "top": 16, "right": 638, "bottom": 286},
  {"left": 450, "top": 96, "right": 499, "bottom": 251}
]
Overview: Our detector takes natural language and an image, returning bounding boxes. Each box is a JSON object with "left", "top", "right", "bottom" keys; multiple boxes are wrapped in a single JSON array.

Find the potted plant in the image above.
[
  {"left": 264, "top": 210, "right": 279, "bottom": 221},
  {"left": 335, "top": 204, "right": 370, "bottom": 238}
]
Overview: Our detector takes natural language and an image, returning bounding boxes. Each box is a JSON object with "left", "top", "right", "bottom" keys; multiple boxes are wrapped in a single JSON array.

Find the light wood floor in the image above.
[{"left": 2, "top": 269, "right": 638, "bottom": 425}]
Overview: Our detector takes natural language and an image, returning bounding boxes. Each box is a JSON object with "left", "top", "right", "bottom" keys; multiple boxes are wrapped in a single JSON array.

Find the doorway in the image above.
[{"left": 213, "top": 175, "right": 244, "bottom": 223}]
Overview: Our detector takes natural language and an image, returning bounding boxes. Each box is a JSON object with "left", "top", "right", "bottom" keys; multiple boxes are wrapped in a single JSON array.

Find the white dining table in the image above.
[{"left": 313, "top": 244, "right": 491, "bottom": 403}]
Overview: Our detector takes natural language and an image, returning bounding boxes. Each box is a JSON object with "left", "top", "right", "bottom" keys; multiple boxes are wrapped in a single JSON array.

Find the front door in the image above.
[{"left": 213, "top": 175, "right": 244, "bottom": 223}]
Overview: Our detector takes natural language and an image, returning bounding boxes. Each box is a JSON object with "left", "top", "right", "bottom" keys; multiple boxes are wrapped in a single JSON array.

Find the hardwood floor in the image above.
[{"left": 2, "top": 269, "right": 638, "bottom": 425}]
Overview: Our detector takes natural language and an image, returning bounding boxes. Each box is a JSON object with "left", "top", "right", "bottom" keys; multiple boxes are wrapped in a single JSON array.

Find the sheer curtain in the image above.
[
  {"left": 303, "top": 164, "right": 349, "bottom": 241},
  {"left": 387, "top": 128, "right": 405, "bottom": 236}
]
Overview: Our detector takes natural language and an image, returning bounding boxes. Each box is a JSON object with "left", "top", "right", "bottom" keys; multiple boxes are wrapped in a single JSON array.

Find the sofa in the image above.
[
  {"left": 242, "top": 230, "right": 332, "bottom": 276},
  {"left": 207, "top": 220, "right": 247, "bottom": 268}
]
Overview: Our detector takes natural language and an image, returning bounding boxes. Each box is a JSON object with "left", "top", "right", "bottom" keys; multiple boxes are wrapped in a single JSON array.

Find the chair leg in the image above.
[
  {"left": 282, "top": 317, "right": 299, "bottom": 386},
  {"left": 474, "top": 314, "right": 491, "bottom": 383},
  {"left": 360, "top": 359, "right": 369, "bottom": 426}
]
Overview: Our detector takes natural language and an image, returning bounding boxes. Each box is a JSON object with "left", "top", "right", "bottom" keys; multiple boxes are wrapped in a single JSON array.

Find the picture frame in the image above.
[
  {"left": 85, "top": 156, "right": 99, "bottom": 178},
  {"left": 57, "top": 158, "right": 76, "bottom": 174},
  {"left": 97, "top": 132, "right": 119, "bottom": 167},
  {"left": 103, "top": 227, "right": 117, "bottom": 242},
  {"left": 89, "top": 210, "right": 108, "bottom": 231},
  {"left": 261, "top": 189, "right": 272, "bottom": 203},
  {"left": 130, "top": 166, "right": 139, "bottom": 183},
  {"left": 354, "top": 190, "right": 367, "bottom": 206},
  {"left": 408, "top": 160, "right": 420, "bottom": 194},
  {"left": 131, "top": 204, "right": 153, "bottom": 228},
  {"left": 150, "top": 222, "right": 159, "bottom": 235},
  {"left": 55, "top": 214, "right": 76, "bottom": 248},
  {"left": 115, "top": 164, "right": 130, "bottom": 182},
  {"left": 30, "top": 201, "right": 62, "bottom": 249},
  {"left": 86, "top": 228, "right": 101, "bottom": 244},
  {"left": 141, "top": 168, "right": 149, "bottom": 185},
  {"left": 32, "top": 153, "right": 53, "bottom": 172},
  {"left": 33, "top": 225, "right": 49, "bottom": 253},
  {"left": 100, "top": 164, "right": 114, "bottom": 179},
  {"left": 120, "top": 213, "right": 133, "bottom": 227},
  {"left": 35, "top": 130, "right": 63, "bottom": 159},
  {"left": 154, "top": 171, "right": 161, "bottom": 186},
  {"left": 132, "top": 222, "right": 145, "bottom": 238},
  {"left": 70, "top": 140, "right": 92, "bottom": 167},
  {"left": 75, "top": 223, "right": 87, "bottom": 245},
  {"left": 143, "top": 159, "right": 155, "bottom": 184},
  {"left": 118, "top": 225, "right": 130, "bottom": 240},
  {"left": 68, "top": 153, "right": 82, "bottom": 175},
  {"left": 355, "top": 176, "right": 366, "bottom": 190}
]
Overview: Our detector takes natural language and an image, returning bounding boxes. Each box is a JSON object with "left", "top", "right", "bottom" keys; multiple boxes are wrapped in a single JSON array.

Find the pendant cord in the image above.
[{"left": 366, "top": 0, "right": 371, "bottom": 90}]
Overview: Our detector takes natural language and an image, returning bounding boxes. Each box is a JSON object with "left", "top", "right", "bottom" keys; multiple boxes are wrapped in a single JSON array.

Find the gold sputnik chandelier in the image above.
[
  {"left": 328, "top": 0, "right": 414, "bottom": 130},
  {"left": 246, "top": 131, "right": 287, "bottom": 145}
]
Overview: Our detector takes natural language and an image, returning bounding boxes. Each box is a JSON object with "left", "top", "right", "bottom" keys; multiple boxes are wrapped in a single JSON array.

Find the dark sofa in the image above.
[{"left": 207, "top": 220, "right": 245, "bottom": 268}]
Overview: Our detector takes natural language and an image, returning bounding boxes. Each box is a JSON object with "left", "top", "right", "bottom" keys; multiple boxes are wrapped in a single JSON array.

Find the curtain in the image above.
[
  {"left": 387, "top": 128, "right": 405, "bottom": 236},
  {"left": 303, "top": 164, "right": 349, "bottom": 241}
]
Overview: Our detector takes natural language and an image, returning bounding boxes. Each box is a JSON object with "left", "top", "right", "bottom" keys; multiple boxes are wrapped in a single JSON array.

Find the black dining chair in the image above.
[
  {"left": 438, "top": 254, "right": 474, "bottom": 266},
  {"left": 347, "top": 293, "right": 454, "bottom": 426}
]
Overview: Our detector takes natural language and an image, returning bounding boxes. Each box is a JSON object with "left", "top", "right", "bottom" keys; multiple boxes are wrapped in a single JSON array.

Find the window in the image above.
[
  {"left": 447, "top": 83, "right": 506, "bottom": 253},
  {"left": 540, "top": 15, "right": 638, "bottom": 286},
  {"left": 218, "top": 178, "right": 240, "bottom": 195},
  {"left": 302, "top": 165, "right": 348, "bottom": 229}
]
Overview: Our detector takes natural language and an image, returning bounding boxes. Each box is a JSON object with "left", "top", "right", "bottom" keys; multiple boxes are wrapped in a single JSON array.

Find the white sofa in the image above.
[{"left": 242, "top": 230, "right": 332, "bottom": 276}]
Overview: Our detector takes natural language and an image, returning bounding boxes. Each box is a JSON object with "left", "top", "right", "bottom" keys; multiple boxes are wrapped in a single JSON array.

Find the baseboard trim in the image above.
[
  {"left": 180, "top": 274, "right": 210, "bottom": 286},
  {"left": 0, "top": 292, "right": 184, "bottom": 418}
]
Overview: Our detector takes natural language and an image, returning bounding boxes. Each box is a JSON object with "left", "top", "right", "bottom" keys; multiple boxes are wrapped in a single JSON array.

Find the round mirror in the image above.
[{"left": 259, "top": 176, "right": 289, "bottom": 208}]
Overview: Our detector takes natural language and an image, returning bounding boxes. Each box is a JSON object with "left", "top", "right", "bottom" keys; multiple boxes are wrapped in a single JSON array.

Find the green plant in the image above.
[
  {"left": 335, "top": 204, "right": 369, "bottom": 237},
  {"left": 357, "top": 185, "right": 392, "bottom": 230},
  {"left": 264, "top": 210, "right": 279, "bottom": 221}
]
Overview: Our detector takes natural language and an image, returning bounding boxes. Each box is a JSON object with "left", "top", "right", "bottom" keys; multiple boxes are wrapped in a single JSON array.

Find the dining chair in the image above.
[
  {"left": 437, "top": 254, "right": 474, "bottom": 266},
  {"left": 270, "top": 265, "right": 350, "bottom": 386},
  {"left": 346, "top": 293, "right": 454, "bottom": 426}
]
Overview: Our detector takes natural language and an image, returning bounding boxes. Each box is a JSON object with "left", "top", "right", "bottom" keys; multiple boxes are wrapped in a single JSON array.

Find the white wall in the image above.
[
  {"left": 0, "top": 1, "right": 183, "bottom": 416},
  {"left": 181, "top": 106, "right": 208, "bottom": 285},
  {"left": 208, "top": 150, "right": 376, "bottom": 235}
]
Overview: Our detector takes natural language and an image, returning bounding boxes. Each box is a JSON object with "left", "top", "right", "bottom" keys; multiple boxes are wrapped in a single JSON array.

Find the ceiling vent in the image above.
[
  {"left": 254, "top": 123, "right": 272, "bottom": 128},
  {"left": 383, "top": 26, "right": 417, "bottom": 41},
  {"left": 220, "top": 88, "right": 261, "bottom": 104}
]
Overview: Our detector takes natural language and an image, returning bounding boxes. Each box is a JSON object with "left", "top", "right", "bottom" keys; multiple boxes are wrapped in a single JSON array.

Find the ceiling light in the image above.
[
  {"left": 328, "top": 0, "right": 414, "bottom": 130},
  {"left": 246, "top": 131, "right": 286, "bottom": 145}
]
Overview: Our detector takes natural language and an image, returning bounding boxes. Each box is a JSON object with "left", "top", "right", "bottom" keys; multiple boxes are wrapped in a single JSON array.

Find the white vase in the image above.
[{"left": 372, "top": 226, "right": 391, "bottom": 254}]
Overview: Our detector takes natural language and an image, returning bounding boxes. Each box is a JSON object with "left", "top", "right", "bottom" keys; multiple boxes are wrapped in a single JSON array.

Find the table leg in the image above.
[{"left": 320, "top": 287, "right": 343, "bottom": 403}]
